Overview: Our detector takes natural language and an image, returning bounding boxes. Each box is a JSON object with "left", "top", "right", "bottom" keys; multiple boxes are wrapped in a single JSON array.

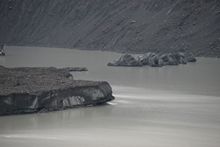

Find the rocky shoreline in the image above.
[{"left": 0, "top": 66, "right": 114, "bottom": 116}]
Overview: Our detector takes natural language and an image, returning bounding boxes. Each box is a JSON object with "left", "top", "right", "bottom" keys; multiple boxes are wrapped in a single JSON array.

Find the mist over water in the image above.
[{"left": 0, "top": 46, "right": 220, "bottom": 147}]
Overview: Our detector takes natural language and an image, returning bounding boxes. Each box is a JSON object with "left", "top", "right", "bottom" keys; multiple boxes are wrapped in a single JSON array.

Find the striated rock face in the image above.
[
  {"left": 0, "top": 0, "right": 219, "bottom": 57},
  {"left": 0, "top": 66, "right": 114, "bottom": 116},
  {"left": 108, "top": 52, "right": 196, "bottom": 67}
]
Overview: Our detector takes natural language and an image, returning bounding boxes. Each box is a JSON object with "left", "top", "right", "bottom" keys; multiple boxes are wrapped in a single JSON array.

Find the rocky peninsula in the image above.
[{"left": 0, "top": 66, "right": 114, "bottom": 116}]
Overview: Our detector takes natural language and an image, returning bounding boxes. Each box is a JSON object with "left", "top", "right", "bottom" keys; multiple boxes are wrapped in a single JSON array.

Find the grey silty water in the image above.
[{"left": 0, "top": 46, "right": 220, "bottom": 147}]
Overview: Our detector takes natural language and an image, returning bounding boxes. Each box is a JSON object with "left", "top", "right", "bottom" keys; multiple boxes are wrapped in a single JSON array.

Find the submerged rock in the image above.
[
  {"left": 158, "top": 53, "right": 186, "bottom": 66},
  {"left": 0, "top": 66, "right": 114, "bottom": 116},
  {"left": 107, "top": 54, "right": 141, "bottom": 67}
]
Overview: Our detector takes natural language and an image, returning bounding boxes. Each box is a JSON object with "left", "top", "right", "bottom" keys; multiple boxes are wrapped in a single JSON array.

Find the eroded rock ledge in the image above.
[{"left": 0, "top": 66, "right": 114, "bottom": 116}]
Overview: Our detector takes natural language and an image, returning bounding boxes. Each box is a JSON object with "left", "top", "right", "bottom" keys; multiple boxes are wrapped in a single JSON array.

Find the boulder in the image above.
[
  {"left": 137, "top": 52, "right": 163, "bottom": 67},
  {"left": 0, "top": 66, "right": 114, "bottom": 116},
  {"left": 185, "top": 52, "right": 197, "bottom": 62},
  {"left": 137, "top": 52, "right": 154, "bottom": 65},
  {"left": 171, "top": 52, "right": 187, "bottom": 64},
  {"left": 159, "top": 53, "right": 179, "bottom": 66},
  {"left": 107, "top": 54, "right": 141, "bottom": 66},
  {"left": 148, "top": 53, "right": 163, "bottom": 67},
  {"left": 0, "top": 44, "right": 5, "bottom": 56},
  {"left": 0, "top": 50, "right": 5, "bottom": 56}
]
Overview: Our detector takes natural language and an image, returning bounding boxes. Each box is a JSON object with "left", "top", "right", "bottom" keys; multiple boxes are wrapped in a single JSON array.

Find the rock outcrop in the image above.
[
  {"left": 107, "top": 54, "right": 141, "bottom": 67},
  {"left": 0, "top": 44, "right": 5, "bottom": 56},
  {"left": 0, "top": 66, "right": 114, "bottom": 116},
  {"left": 158, "top": 52, "right": 187, "bottom": 66},
  {"left": 108, "top": 52, "right": 196, "bottom": 67},
  {"left": 185, "top": 52, "right": 197, "bottom": 62},
  {"left": 144, "top": 53, "right": 161, "bottom": 67},
  {"left": 0, "top": 51, "right": 5, "bottom": 56},
  {"left": 60, "top": 67, "right": 88, "bottom": 72}
]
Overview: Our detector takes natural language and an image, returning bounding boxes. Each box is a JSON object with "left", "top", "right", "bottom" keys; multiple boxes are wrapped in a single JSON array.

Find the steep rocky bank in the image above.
[
  {"left": 0, "top": 66, "right": 114, "bottom": 116},
  {"left": 0, "top": 0, "right": 220, "bottom": 57}
]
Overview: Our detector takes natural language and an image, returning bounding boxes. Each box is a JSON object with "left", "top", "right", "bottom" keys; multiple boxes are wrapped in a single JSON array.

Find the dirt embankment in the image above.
[{"left": 0, "top": 0, "right": 220, "bottom": 57}]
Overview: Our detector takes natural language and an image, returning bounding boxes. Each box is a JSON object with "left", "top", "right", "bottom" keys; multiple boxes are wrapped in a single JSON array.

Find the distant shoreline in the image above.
[{"left": 2, "top": 45, "right": 220, "bottom": 59}]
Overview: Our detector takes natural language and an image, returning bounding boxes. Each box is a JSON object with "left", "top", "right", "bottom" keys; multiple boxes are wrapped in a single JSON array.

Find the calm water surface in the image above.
[{"left": 0, "top": 46, "right": 220, "bottom": 147}]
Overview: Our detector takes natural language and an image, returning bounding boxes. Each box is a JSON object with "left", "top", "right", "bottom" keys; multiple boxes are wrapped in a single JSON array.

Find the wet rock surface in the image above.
[
  {"left": 0, "top": 66, "right": 114, "bottom": 116},
  {"left": 108, "top": 52, "right": 196, "bottom": 67},
  {"left": 107, "top": 54, "right": 141, "bottom": 67}
]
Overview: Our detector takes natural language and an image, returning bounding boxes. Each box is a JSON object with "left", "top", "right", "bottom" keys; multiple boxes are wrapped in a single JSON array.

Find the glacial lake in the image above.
[{"left": 0, "top": 46, "right": 220, "bottom": 147}]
